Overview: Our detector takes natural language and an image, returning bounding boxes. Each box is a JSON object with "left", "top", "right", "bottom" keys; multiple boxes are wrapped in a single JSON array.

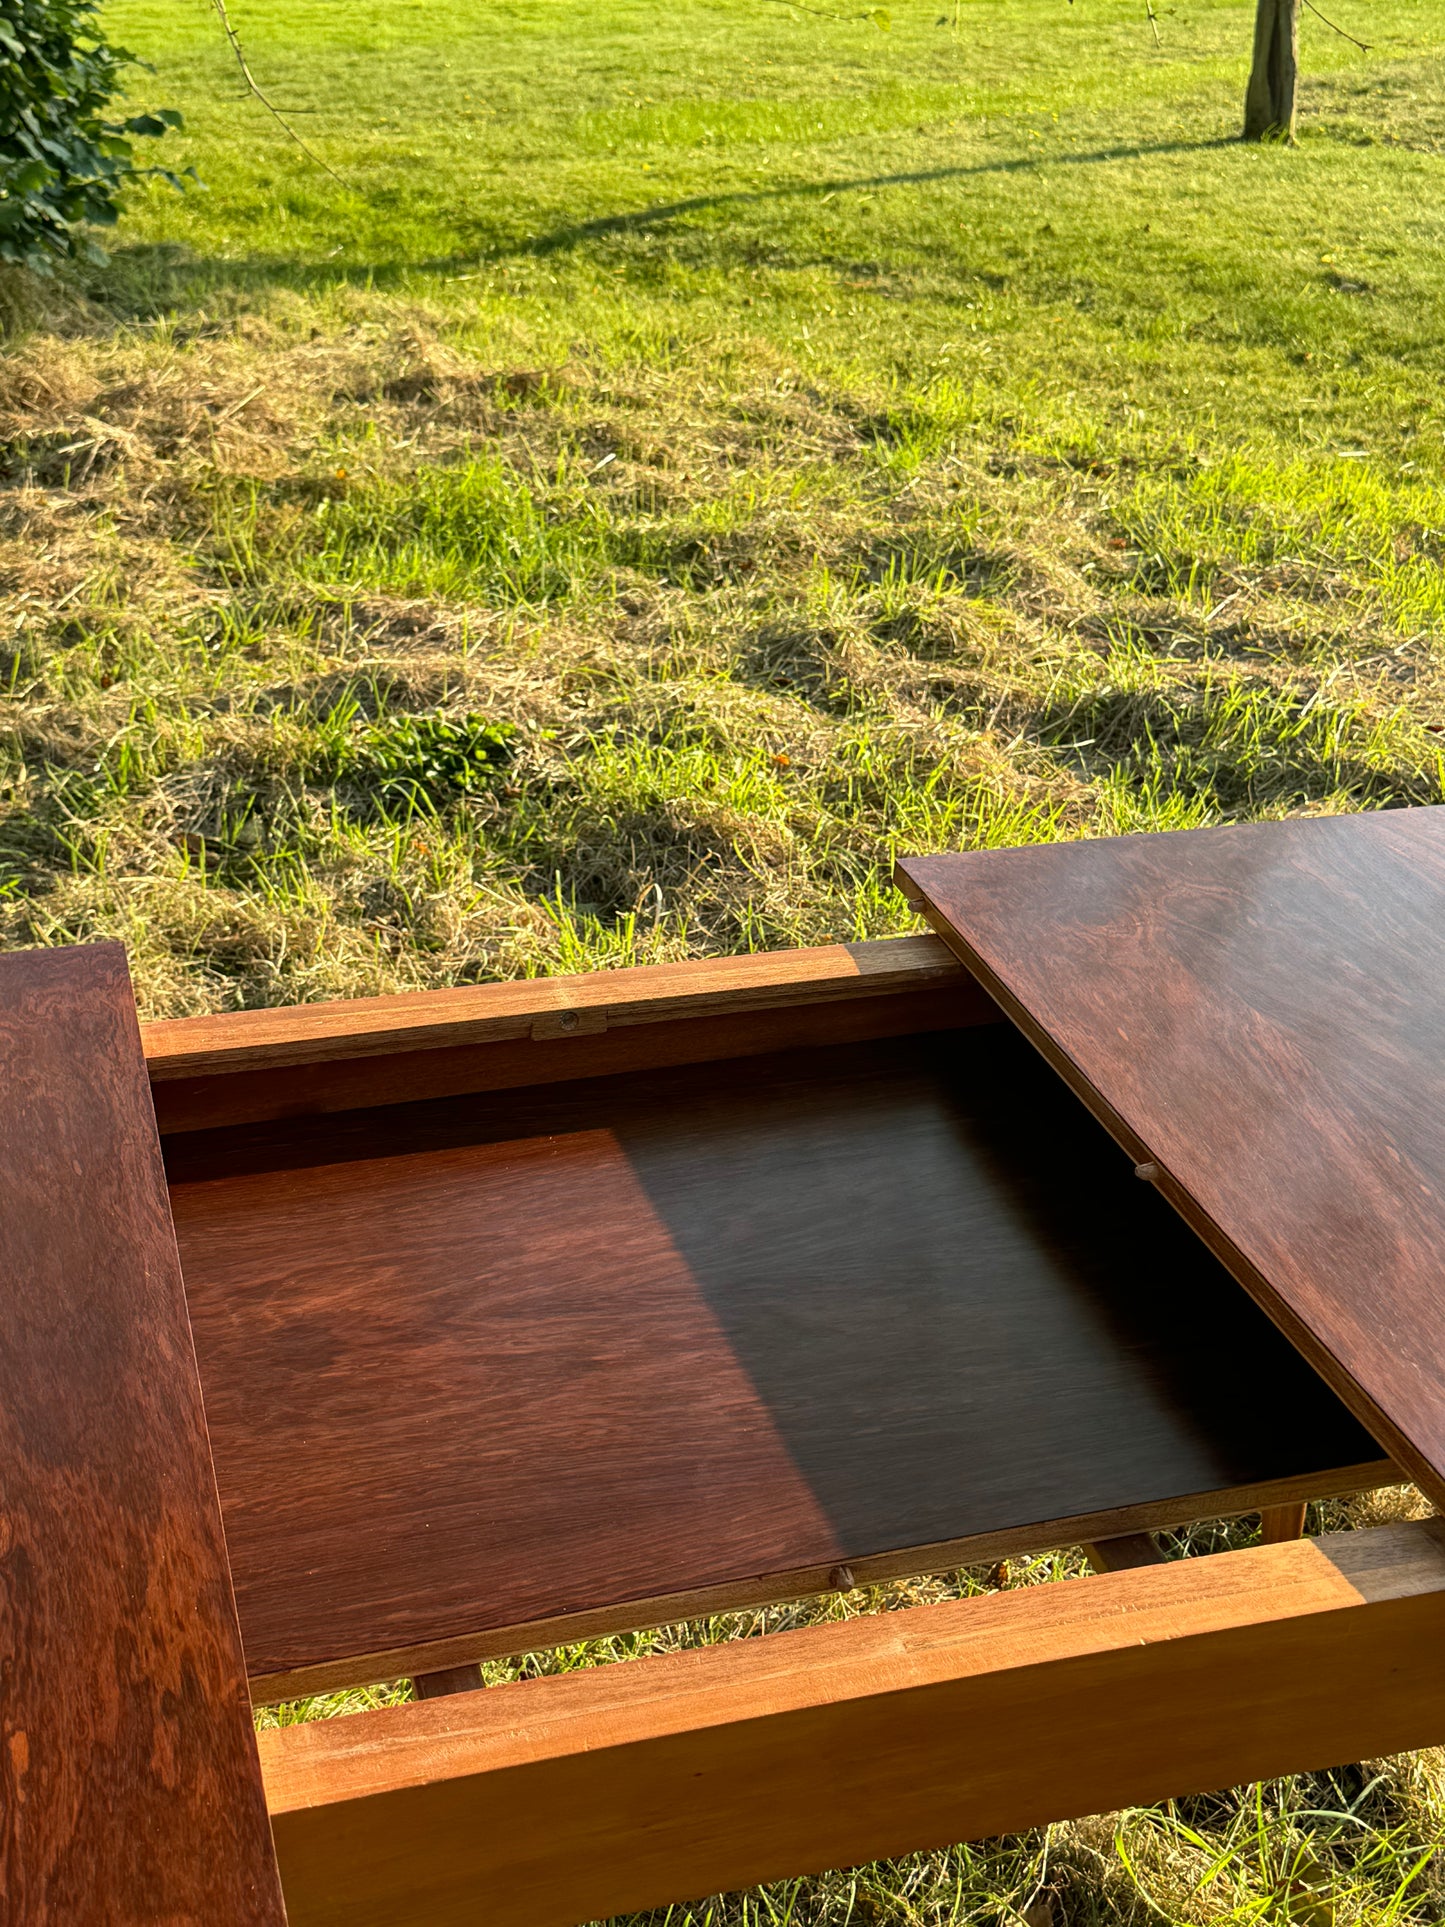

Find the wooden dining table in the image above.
[{"left": 7, "top": 806, "right": 1445, "bottom": 1925}]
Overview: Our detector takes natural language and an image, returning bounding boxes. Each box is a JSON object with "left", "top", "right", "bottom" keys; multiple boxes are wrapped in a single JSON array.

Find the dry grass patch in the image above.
[{"left": 3, "top": 315, "right": 1442, "bottom": 1018}]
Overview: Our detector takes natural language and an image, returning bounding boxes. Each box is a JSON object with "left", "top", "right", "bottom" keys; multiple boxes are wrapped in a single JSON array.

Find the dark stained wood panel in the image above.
[
  {"left": 899, "top": 806, "right": 1445, "bottom": 1505},
  {"left": 165, "top": 1026, "right": 1384, "bottom": 1693},
  {"left": 0, "top": 944, "right": 284, "bottom": 1924}
]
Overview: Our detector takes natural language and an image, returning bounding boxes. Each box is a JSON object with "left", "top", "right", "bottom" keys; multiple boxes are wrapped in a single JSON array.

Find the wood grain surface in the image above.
[
  {"left": 166, "top": 1024, "right": 1385, "bottom": 1696},
  {"left": 148, "top": 981, "right": 986, "bottom": 1136},
  {"left": 0, "top": 944, "right": 284, "bottom": 1924},
  {"left": 1083, "top": 1532, "right": 1166, "bottom": 1573},
  {"left": 898, "top": 808, "right": 1445, "bottom": 1502},
  {"left": 261, "top": 1520, "right": 1445, "bottom": 1927},
  {"left": 143, "top": 934, "right": 967, "bottom": 1079}
]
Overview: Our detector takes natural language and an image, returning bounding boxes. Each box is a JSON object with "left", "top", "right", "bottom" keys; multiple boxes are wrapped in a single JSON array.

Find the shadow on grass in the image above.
[
  {"left": 1030, "top": 683, "right": 1445, "bottom": 816},
  {"left": 99, "top": 135, "right": 1232, "bottom": 314},
  {"left": 515, "top": 135, "right": 1233, "bottom": 256}
]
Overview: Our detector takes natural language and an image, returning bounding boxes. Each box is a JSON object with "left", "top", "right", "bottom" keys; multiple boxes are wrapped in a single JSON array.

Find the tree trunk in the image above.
[{"left": 1243, "top": 0, "right": 1300, "bottom": 141}]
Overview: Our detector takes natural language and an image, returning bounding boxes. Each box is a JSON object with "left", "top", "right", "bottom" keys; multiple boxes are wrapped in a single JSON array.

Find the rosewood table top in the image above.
[{"left": 900, "top": 806, "right": 1445, "bottom": 1507}]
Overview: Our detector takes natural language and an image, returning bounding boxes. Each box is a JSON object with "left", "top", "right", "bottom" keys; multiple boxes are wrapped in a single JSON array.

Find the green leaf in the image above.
[{"left": 0, "top": 0, "right": 186, "bottom": 268}]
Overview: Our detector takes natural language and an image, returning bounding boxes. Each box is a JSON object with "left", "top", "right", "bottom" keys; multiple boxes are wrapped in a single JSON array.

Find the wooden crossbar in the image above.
[
  {"left": 261, "top": 1520, "right": 1445, "bottom": 1927},
  {"left": 142, "top": 934, "right": 990, "bottom": 1132},
  {"left": 141, "top": 934, "right": 971, "bottom": 1079}
]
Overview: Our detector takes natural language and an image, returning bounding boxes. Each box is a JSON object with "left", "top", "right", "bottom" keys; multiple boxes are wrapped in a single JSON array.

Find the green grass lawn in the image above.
[{"left": 4, "top": 0, "right": 1445, "bottom": 1915}]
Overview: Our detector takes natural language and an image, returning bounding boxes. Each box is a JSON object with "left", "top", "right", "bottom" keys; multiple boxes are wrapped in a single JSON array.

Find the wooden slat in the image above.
[
  {"left": 142, "top": 934, "right": 967, "bottom": 1079},
  {"left": 163, "top": 1025, "right": 1388, "bottom": 1701},
  {"left": 1083, "top": 1532, "right": 1166, "bottom": 1572},
  {"left": 149, "top": 981, "right": 986, "bottom": 1135},
  {"left": 243, "top": 1456, "right": 1390, "bottom": 1703},
  {"left": 1261, "top": 1502, "right": 1310, "bottom": 1544},
  {"left": 898, "top": 812, "right": 1445, "bottom": 1506},
  {"left": 261, "top": 1520, "right": 1445, "bottom": 1927},
  {"left": 411, "top": 1666, "right": 485, "bottom": 1701},
  {"left": 0, "top": 943, "right": 285, "bottom": 1923}
]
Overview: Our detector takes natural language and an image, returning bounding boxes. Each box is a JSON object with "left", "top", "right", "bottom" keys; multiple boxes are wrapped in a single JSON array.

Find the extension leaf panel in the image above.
[
  {"left": 165, "top": 1025, "right": 1387, "bottom": 1697},
  {"left": 898, "top": 805, "right": 1445, "bottom": 1506}
]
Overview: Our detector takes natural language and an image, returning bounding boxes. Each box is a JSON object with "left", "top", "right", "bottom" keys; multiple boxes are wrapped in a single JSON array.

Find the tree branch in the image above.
[
  {"left": 759, "top": 0, "right": 888, "bottom": 21},
  {"left": 1301, "top": 0, "right": 1370, "bottom": 54},
  {"left": 208, "top": 0, "right": 353, "bottom": 187}
]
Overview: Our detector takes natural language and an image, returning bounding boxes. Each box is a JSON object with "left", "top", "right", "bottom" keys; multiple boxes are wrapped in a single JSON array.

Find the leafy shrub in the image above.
[
  {"left": 0, "top": 0, "right": 184, "bottom": 270},
  {"left": 350, "top": 713, "right": 517, "bottom": 811}
]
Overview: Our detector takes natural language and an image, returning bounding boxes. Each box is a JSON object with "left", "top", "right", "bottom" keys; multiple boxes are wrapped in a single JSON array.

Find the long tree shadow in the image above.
[
  {"left": 513, "top": 135, "right": 1235, "bottom": 258},
  {"left": 102, "top": 134, "right": 1234, "bottom": 313}
]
